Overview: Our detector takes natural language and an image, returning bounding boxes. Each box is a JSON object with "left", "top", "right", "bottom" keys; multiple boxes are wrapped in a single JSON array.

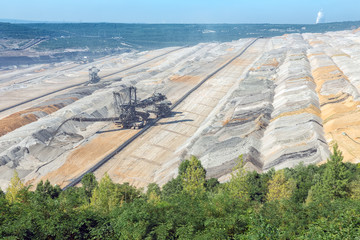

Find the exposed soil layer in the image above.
[
  {"left": 1, "top": 30, "right": 360, "bottom": 190},
  {"left": 306, "top": 31, "right": 360, "bottom": 163},
  {"left": 0, "top": 104, "right": 64, "bottom": 137}
]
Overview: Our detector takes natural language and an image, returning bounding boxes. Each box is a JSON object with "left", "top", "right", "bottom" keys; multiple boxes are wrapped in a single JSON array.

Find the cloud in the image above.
[{"left": 316, "top": 9, "right": 324, "bottom": 24}]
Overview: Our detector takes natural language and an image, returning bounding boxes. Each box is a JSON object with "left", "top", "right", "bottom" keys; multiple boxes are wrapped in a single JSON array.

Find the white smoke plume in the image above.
[{"left": 316, "top": 9, "right": 324, "bottom": 24}]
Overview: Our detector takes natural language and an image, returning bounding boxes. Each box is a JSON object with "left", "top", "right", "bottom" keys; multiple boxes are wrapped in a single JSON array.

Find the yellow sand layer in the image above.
[
  {"left": 308, "top": 52, "right": 325, "bottom": 58},
  {"left": 332, "top": 53, "right": 350, "bottom": 58},
  {"left": 0, "top": 104, "right": 65, "bottom": 137},
  {"left": 250, "top": 58, "right": 279, "bottom": 71},
  {"left": 270, "top": 104, "right": 321, "bottom": 122},
  {"left": 37, "top": 127, "right": 140, "bottom": 188},
  {"left": 309, "top": 40, "right": 324, "bottom": 46},
  {"left": 312, "top": 65, "right": 349, "bottom": 105},
  {"left": 170, "top": 75, "right": 200, "bottom": 83},
  {"left": 312, "top": 61, "right": 360, "bottom": 163}
]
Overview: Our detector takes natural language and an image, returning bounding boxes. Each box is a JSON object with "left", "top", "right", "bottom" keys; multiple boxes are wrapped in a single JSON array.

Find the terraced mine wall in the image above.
[
  {"left": 187, "top": 47, "right": 285, "bottom": 177},
  {"left": 0, "top": 83, "right": 111, "bottom": 137},
  {"left": 304, "top": 31, "right": 360, "bottom": 163},
  {"left": 1, "top": 30, "right": 360, "bottom": 190},
  {"left": 187, "top": 32, "right": 359, "bottom": 181},
  {"left": 0, "top": 89, "right": 116, "bottom": 189},
  {"left": 261, "top": 46, "right": 330, "bottom": 170},
  {"left": 187, "top": 35, "right": 329, "bottom": 179}
]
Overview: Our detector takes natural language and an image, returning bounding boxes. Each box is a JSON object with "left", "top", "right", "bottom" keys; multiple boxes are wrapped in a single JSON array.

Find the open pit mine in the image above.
[{"left": 1, "top": 29, "right": 360, "bottom": 190}]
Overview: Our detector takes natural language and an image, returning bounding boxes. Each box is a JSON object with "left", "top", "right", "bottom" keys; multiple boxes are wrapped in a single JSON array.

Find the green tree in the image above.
[
  {"left": 302, "top": 200, "right": 360, "bottom": 239},
  {"left": 181, "top": 156, "right": 206, "bottom": 196},
  {"left": 146, "top": 183, "right": 161, "bottom": 196},
  {"left": 178, "top": 159, "right": 191, "bottom": 176},
  {"left": 110, "top": 199, "right": 153, "bottom": 239},
  {"left": 6, "top": 171, "right": 24, "bottom": 203},
  {"left": 322, "top": 144, "right": 351, "bottom": 198},
  {"left": 161, "top": 176, "right": 183, "bottom": 199},
  {"left": 246, "top": 169, "right": 274, "bottom": 203},
  {"left": 205, "top": 178, "right": 220, "bottom": 192},
  {"left": 35, "top": 179, "right": 62, "bottom": 199},
  {"left": 91, "top": 173, "right": 140, "bottom": 212},
  {"left": 348, "top": 163, "right": 360, "bottom": 199},
  {"left": 350, "top": 179, "right": 360, "bottom": 199},
  {"left": 266, "top": 169, "right": 295, "bottom": 202},
  {"left": 226, "top": 155, "right": 250, "bottom": 201},
  {"left": 146, "top": 183, "right": 161, "bottom": 204},
  {"left": 307, "top": 144, "right": 351, "bottom": 203},
  {"left": 59, "top": 186, "right": 87, "bottom": 209},
  {"left": 0, "top": 189, "right": 5, "bottom": 199},
  {"left": 284, "top": 163, "right": 319, "bottom": 203},
  {"left": 81, "top": 172, "right": 98, "bottom": 201},
  {"left": 91, "top": 173, "right": 118, "bottom": 212}
]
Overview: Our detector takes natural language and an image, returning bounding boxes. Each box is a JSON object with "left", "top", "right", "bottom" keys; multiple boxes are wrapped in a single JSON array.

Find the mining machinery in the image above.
[
  {"left": 48, "top": 86, "right": 171, "bottom": 145},
  {"left": 88, "top": 67, "right": 100, "bottom": 84},
  {"left": 112, "top": 86, "right": 171, "bottom": 128}
]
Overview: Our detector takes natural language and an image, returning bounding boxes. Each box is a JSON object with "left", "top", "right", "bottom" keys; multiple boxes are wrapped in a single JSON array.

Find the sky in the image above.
[{"left": 1, "top": 0, "right": 359, "bottom": 24}]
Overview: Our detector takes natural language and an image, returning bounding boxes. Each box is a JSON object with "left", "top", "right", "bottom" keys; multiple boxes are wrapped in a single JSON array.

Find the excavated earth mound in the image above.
[{"left": 1, "top": 30, "right": 360, "bottom": 190}]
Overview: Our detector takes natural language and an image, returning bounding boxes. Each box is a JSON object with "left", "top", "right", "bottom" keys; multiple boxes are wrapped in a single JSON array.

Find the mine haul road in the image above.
[{"left": 53, "top": 38, "right": 267, "bottom": 189}]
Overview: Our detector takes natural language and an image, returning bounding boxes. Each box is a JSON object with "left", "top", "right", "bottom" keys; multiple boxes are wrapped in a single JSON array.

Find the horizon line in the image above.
[{"left": 1, "top": 18, "right": 360, "bottom": 25}]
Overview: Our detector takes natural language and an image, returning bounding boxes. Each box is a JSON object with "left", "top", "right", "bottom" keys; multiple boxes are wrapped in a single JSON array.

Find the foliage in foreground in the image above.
[{"left": 1, "top": 144, "right": 360, "bottom": 239}]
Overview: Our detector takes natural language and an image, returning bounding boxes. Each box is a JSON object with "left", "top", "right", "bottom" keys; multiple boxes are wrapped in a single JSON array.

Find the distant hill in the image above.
[
  {"left": 1, "top": 21, "right": 360, "bottom": 51},
  {"left": 0, "top": 22, "right": 55, "bottom": 39},
  {"left": 0, "top": 19, "right": 42, "bottom": 24}
]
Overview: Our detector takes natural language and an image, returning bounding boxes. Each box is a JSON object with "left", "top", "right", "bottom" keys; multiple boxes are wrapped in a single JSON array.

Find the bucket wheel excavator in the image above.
[{"left": 48, "top": 86, "right": 171, "bottom": 145}]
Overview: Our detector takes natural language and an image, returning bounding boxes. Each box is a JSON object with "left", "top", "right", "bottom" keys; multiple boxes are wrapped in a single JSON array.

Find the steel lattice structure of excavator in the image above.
[
  {"left": 112, "top": 86, "right": 171, "bottom": 128},
  {"left": 68, "top": 86, "right": 170, "bottom": 129},
  {"left": 88, "top": 67, "right": 100, "bottom": 84},
  {"left": 49, "top": 86, "right": 171, "bottom": 145}
]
